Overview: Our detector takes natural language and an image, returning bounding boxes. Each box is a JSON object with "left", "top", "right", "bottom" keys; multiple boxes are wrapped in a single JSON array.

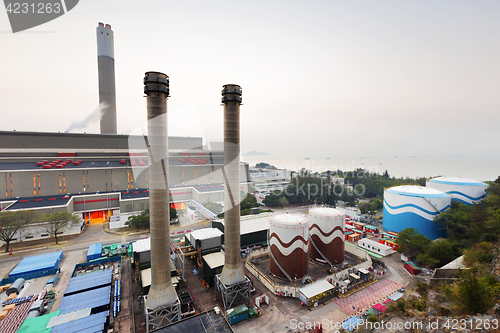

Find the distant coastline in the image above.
[{"left": 243, "top": 151, "right": 269, "bottom": 156}]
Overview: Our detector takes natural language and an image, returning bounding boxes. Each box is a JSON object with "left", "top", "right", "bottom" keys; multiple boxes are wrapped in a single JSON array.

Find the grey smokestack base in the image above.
[
  {"left": 97, "top": 23, "right": 117, "bottom": 134},
  {"left": 220, "top": 84, "right": 246, "bottom": 286},
  {"left": 144, "top": 71, "right": 178, "bottom": 309}
]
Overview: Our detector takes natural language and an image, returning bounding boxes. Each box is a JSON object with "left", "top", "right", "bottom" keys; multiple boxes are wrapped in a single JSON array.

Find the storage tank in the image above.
[
  {"left": 269, "top": 213, "right": 309, "bottom": 280},
  {"left": 308, "top": 207, "right": 345, "bottom": 264},
  {"left": 6, "top": 278, "right": 24, "bottom": 296},
  {"left": 426, "top": 176, "right": 488, "bottom": 205},
  {"left": 383, "top": 186, "right": 451, "bottom": 240}
]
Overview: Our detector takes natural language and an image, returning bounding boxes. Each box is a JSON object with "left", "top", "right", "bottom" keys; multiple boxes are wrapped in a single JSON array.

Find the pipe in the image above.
[
  {"left": 144, "top": 71, "right": 178, "bottom": 309},
  {"left": 219, "top": 84, "right": 246, "bottom": 285}
]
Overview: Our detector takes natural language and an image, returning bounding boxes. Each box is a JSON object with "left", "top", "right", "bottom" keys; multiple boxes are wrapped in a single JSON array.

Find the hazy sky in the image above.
[{"left": 1, "top": 0, "right": 499, "bottom": 162}]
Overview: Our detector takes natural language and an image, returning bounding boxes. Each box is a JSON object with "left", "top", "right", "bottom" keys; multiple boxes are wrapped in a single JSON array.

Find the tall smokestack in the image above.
[
  {"left": 220, "top": 84, "right": 246, "bottom": 285},
  {"left": 97, "top": 22, "right": 117, "bottom": 134},
  {"left": 143, "top": 72, "right": 178, "bottom": 310}
]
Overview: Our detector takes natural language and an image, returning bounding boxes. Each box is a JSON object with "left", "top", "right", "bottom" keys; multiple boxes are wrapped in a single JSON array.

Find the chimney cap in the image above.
[
  {"left": 98, "top": 22, "right": 104, "bottom": 27},
  {"left": 105, "top": 24, "right": 111, "bottom": 29}
]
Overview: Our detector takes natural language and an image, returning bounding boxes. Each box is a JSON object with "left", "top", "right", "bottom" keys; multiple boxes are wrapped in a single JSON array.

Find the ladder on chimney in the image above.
[{"left": 267, "top": 228, "right": 292, "bottom": 282}]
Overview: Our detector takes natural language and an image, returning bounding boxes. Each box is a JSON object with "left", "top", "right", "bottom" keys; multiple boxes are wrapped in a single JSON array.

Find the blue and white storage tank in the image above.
[
  {"left": 383, "top": 185, "right": 451, "bottom": 240},
  {"left": 426, "top": 176, "right": 488, "bottom": 205}
]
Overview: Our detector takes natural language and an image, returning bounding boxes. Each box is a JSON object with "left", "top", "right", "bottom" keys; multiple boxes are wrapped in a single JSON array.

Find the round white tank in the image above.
[
  {"left": 383, "top": 185, "right": 451, "bottom": 240},
  {"left": 427, "top": 176, "right": 488, "bottom": 205},
  {"left": 309, "top": 207, "right": 345, "bottom": 264},
  {"left": 269, "top": 213, "right": 309, "bottom": 279}
]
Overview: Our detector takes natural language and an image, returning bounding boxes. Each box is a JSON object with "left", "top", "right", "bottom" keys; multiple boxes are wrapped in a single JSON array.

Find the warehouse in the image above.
[
  {"left": 201, "top": 252, "right": 225, "bottom": 287},
  {"left": 9, "top": 251, "right": 63, "bottom": 279},
  {"left": 64, "top": 269, "right": 113, "bottom": 296},
  {"left": 212, "top": 213, "right": 273, "bottom": 248},
  {"left": 357, "top": 238, "right": 393, "bottom": 256},
  {"left": 298, "top": 280, "right": 336, "bottom": 307},
  {"left": 87, "top": 243, "right": 103, "bottom": 261},
  {"left": 58, "top": 285, "right": 111, "bottom": 314}
]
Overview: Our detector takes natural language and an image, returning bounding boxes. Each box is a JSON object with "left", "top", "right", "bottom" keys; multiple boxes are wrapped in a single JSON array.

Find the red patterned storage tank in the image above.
[
  {"left": 269, "top": 213, "right": 309, "bottom": 280},
  {"left": 309, "top": 207, "right": 345, "bottom": 265}
]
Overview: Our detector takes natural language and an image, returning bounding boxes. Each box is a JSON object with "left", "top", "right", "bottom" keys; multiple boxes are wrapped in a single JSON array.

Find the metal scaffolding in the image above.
[
  {"left": 144, "top": 296, "right": 181, "bottom": 332},
  {"left": 215, "top": 274, "right": 251, "bottom": 311}
]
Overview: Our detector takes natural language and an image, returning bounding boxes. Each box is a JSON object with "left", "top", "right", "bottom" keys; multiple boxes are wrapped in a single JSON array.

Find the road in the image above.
[{"left": 0, "top": 221, "right": 209, "bottom": 273}]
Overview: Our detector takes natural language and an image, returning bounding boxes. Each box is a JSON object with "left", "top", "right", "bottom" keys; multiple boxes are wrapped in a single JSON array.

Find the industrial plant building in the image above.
[{"left": 0, "top": 131, "right": 252, "bottom": 228}]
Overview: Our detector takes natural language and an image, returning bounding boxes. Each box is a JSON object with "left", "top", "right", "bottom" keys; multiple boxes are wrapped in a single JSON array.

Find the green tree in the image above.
[
  {"left": 442, "top": 269, "right": 500, "bottom": 314},
  {"left": 0, "top": 210, "right": 38, "bottom": 252},
  {"left": 240, "top": 193, "right": 259, "bottom": 211},
  {"left": 126, "top": 210, "right": 150, "bottom": 231},
  {"left": 396, "top": 228, "right": 431, "bottom": 255},
  {"left": 416, "top": 240, "right": 462, "bottom": 268},
  {"left": 170, "top": 207, "right": 178, "bottom": 221},
  {"left": 463, "top": 242, "right": 494, "bottom": 267},
  {"left": 38, "top": 211, "right": 80, "bottom": 244}
]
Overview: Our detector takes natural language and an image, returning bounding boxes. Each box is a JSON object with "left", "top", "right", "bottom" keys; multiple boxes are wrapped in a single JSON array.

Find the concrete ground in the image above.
[
  {"left": 233, "top": 250, "right": 412, "bottom": 333},
  {"left": 114, "top": 257, "right": 133, "bottom": 333}
]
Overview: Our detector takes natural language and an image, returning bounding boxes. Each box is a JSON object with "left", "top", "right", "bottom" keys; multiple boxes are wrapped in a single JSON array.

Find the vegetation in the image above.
[
  {"left": 435, "top": 178, "right": 500, "bottom": 246},
  {"left": 38, "top": 211, "right": 80, "bottom": 244},
  {"left": 442, "top": 268, "right": 500, "bottom": 314},
  {"left": 263, "top": 168, "right": 427, "bottom": 208},
  {"left": 358, "top": 198, "right": 383, "bottom": 218},
  {"left": 125, "top": 207, "right": 178, "bottom": 231},
  {"left": 0, "top": 210, "right": 37, "bottom": 252},
  {"left": 126, "top": 210, "right": 150, "bottom": 231},
  {"left": 240, "top": 193, "right": 259, "bottom": 211},
  {"left": 255, "top": 162, "right": 277, "bottom": 169}
]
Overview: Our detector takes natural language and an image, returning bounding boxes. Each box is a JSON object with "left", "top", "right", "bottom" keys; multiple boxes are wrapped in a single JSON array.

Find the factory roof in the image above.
[
  {"left": 363, "top": 225, "right": 378, "bottom": 230},
  {"left": 386, "top": 185, "right": 450, "bottom": 199},
  {"left": 359, "top": 238, "right": 392, "bottom": 250},
  {"left": 51, "top": 311, "right": 109, "bottom": 333},
  {"left": 358, "top": 268, "right": 370, "bottom": 275},
  {"left": 191, "top": 228, "right": 223, "bottom": 241},
  {"left": 140, "top": 264, "right": 179, "bottom": 289},
  {"left": 428, "top": 176, "right": 487, "bottom": 187},
  {"left": 299, "top": 280, "right": 335, "bottom": 299},
  {"left": 203, "top": 252, "right": 225, "bottom": 269},
  {"left": 388, "top": 292, "right": 404, "bottom": 302},
  {"left": 215, "top": 213, "right": 273, "bottom": 235},
  {"left": 133, "top": 238, "right": 151, "bottom": 253},
  {"left": 10, "top": 251, "right": 63, "bottom": 278},
  {"left": 440, "top": 255, "right": 465, "bottom": 269},
  {"left": 58, "top": 285, "right": 111, "bottom": 314},
  {"left": 64, "top": 269, "right": 113, "bottom": 296},
  {"left": 47, "top": 307, "right": 91, "bottom": 328}
]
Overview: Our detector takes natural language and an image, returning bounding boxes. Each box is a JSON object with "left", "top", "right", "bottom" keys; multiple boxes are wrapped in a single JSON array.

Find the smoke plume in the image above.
[{"left": 64, "top": 103, "right": 107, "bottom": 133}]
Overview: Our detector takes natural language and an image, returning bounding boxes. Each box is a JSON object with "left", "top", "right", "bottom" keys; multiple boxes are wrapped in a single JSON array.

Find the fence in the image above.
[
  {"left": 71, "top": 256, "right": 121, "bottom": 277},
  {"left": 244, "top": 242, "right": 374, "bottom": 299},
  {"left": 0, "top": 268, "right": 60, "bottom": 286}
]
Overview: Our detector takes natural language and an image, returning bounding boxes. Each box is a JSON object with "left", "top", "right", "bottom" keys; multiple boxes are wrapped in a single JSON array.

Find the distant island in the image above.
[
  {"left": 243, "top": 151, "right": 269, "bottom": 156},
  {"left": 255, "top": 162, "right": 277, "bottom": 169}
]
